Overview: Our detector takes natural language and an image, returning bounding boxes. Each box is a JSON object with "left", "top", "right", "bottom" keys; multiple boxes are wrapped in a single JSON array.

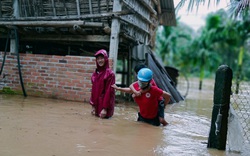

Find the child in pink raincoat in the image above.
[{"left": 90, "top": 49, "right": 115, "bottom": 118}]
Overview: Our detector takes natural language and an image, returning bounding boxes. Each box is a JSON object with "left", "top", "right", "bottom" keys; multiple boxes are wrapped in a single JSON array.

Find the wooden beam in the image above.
[
  {"left": 21, "top": 35, "right": 110, "bottom": 42},
  {"left": 89, "top": 0, "right": 93, "bottom": 21},
  {"left": 84, "top": 22, "right": 104, "bottom": 27},
  {"left": 157, "top": 0, "right": 162, "bottom": 14},
  {"left": 13, "top": 0, "right": 20, "bottom": 18},
  {"left": 63, "top": 0, "right": 68, "bottom": 16},
  {"left": 0, "top": 20, "right": 85, "bottom": 27},
  {"left": 139, "top": 0, "right": 157, "bottom": 15},
  {"left": 0, "top": 11, "right": 131, "bottom": 21},
  {"left": 152, "top": 0, "right": 158, "bottom": 5},
  {"left": 0, "top": 1, "right": 2, "bottom": 18},
  {"left": 51, "top": 0, "right": 56, "bottom": 16},
  {"left": 0, "top": 21, "right": 104, "bottom": 27},
  {"left": 71, "top": 25, "right": 86, "bottom": 34},
  {"left": 119, "top": 17, "right": 150, "bottom": 35},
  {"left": 122, "top": 0, "right": 154, "bottom": 26},
  {"left": 120, "top": 32, "right": 137, "bottom": 42}
]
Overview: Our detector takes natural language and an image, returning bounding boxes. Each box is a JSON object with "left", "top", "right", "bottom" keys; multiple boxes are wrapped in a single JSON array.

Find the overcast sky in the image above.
[{"left": 174, "top": 0, "right": 230, "bottom": 30}]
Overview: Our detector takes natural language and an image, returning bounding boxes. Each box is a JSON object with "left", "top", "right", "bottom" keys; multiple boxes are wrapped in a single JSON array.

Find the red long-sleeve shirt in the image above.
[{"left": 133, "top": 82, "right": 163, "bottom": 119}]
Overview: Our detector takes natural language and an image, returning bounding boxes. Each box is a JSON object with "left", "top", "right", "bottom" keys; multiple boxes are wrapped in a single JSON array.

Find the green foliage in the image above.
[
  {"left": 176, "top": 0, "right": 249, "bottom": 18},
  {"left": 155, "top": 22, "right": 193, "bottom": 69},
  {"left": 155, "top": 8, "right": 250, "bottom": 83},
  {"left": 206, "top": 15, "right": 221, "bottom": 29}
]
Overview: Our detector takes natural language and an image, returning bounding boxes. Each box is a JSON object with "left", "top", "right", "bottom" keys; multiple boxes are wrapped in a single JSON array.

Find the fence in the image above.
[
  {"left": 177, "top": 75, "right": 250, "bottom": 144},
  {"left": 231, "top": 81, "right": 250, "bottom": 143}
]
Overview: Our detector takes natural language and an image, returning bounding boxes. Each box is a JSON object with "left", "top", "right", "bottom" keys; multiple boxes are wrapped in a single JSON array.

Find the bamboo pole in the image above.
[
  {"left": 0, "top": 20, "right": 105, "bottom": 28},
  {"left": 21, "top": 35, "right": 110, "bottom": 42},
  {"left": 13, "top": 0, "right": 19, "bottom": 18},
  {"left": 152, "top": 0, "right": 158, "bottom": 5},
  {"left": 88, "top": 0, "right": 93, "bottom": 22},
  {"left": 72, "top": 25, "right": 86, "bottom": 33},
  {"left": 0, "top": 11, "right": 130, "bottom": 21},
  {"left": 11, "top": 0, "right": 19, "bottom": 54},
  {"left": 51, "top": 0, "right": 56, "bottom": 16},
  {"left": 88, "top": 0, "right": 93, "bottom": 14},
  {"left": 139, "top": 0, "right": 157, "bottom": 15},
  {"left": 63, "top": 0, "right": 68, "bottom": 16},
  {"left": 0, "top": 1, "right": 2, "bottom": 17},
  {"left": 76, "top": 0, "right": 80, "bottom": 17},
  {"left": 157, "top": 0, "right": 162, "bottom": 14}
]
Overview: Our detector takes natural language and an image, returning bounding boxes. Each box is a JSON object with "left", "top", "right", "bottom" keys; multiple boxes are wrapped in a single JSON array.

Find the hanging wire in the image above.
[
  {"left": 13, "top": 27, "right": 27, "bottom": 97},
  {"left": 0, "top": 30, "right": 10, "bottom": 76}
]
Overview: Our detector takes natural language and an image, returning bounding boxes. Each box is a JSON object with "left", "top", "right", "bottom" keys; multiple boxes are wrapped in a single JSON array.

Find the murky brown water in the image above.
[{"left": 0, "top": 87, "right": 249, "bottom": 156}]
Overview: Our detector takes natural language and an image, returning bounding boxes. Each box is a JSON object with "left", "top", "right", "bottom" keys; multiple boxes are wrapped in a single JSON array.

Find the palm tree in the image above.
[
  {"left": 155, "top": 21, "right": 193, "bottom": 67},
  {"left": 231, "top": 19, "right": 250, "bottom": 93},
  {"left": 176, "top": 0, "right": 250, "bottom": 91},
  {"left": 188, "top": 15, "right": 223, "bottom": 90},
  {"left": 176, "top": 0, "right": 249, "bottom": 17},
  {"left": 229, "top": 0, "right": 250, "bottom": 18}
]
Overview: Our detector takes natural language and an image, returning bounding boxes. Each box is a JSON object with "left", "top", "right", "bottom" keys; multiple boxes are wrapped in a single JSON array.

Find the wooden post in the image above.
[
  {"left": 88, "top": 0, "right": 93, "bottom": 22},
  {"left": 10, "top": 38, "right": 17, "bottom": 53},
  {"left": 51, "top": 0, "right": 56, "bottom": 16},
  {"left": 13, "top": 0, "right": 19, "bottom": 18},
  {"left": 10, "top": 0, "right": 20, "bottom": 53},
  {"left": 207, "top": 65, "right": 232, "bottom": 150},
  {"left": 0, "top": 1, "right": 2, "bottom": 18},
  {"left": 109, "top": 0, "right": 121, "bottom": 73},
  {"left": 76, "top": 0, "right": 81, "bottom": 17},
  {"left": 128, "top": 47, "right": 132, "bottom": 87}
]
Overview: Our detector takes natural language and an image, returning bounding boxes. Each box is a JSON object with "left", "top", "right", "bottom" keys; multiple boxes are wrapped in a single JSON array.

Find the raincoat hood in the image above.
[{"left": 94, "top": 49, "right": 109, "bottom": 72}]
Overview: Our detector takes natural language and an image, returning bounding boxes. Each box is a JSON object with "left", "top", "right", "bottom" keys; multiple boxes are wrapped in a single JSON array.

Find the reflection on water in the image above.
[{"left": 0, "top": 92, "right": 249, "bottom": 156}]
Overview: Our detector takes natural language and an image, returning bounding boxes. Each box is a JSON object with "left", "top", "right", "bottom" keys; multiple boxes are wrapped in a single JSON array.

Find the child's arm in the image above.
[
  {"left": 111, "top": 84, "right": 133, "bottom": 94},
  {"left": 162, "top": 91, "right": 171, "bottom": 106},
  {"left": 129, "top": 82, "right": 141, "bottom": 97}
]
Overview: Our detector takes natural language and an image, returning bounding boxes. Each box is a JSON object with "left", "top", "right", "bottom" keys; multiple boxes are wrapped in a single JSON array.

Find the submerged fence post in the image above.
[{"left": 207, "top": 65, "right": 232, "bottom": 150}]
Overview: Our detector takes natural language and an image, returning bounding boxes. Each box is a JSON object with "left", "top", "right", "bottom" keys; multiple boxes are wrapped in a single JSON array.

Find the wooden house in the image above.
[{"left": 0, "top": 0, "right": 177, "bottom": 93}]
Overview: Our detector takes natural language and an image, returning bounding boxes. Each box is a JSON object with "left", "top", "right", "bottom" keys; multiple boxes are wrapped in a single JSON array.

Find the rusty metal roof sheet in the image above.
[{"left": 159, "top": 0, "right": 177, "bottom": 26}]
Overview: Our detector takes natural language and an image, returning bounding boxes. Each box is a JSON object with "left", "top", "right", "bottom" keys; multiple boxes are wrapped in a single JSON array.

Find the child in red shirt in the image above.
[
  {"left": 132, "top": 68, "right": 170, "bottom": 126},
  {"left": 112, "top": 67, "right": 171, "bottom": 126}
]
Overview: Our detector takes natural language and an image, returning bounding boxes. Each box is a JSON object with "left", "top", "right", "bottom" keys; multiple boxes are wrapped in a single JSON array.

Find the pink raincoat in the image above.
[{"left": 90, "top": 49, "right": 115, "bottom": 118}]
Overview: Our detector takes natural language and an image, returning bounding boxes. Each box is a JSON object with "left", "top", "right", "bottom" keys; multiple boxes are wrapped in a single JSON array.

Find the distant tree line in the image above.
[{"left": 155, "top": 9, "right": 250, "bottom": 90}]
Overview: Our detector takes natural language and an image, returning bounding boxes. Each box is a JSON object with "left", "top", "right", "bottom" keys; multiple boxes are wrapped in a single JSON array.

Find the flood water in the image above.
[{"left": 0, "top": 86, "right": 249, "bottom": 155}]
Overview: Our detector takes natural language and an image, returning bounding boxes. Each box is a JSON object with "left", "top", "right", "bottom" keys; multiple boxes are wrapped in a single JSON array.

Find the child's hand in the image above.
[
  {"left": 134, "top": 90, "right": 141, "bottom": 96},
  {"left": 132, "top": 91, "right": 141, "bottom": 98}
]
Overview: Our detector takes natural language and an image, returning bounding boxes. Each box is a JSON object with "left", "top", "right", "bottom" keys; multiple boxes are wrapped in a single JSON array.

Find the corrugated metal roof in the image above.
[{"left": 159, "top": 0, "right": 177, "bottom": 26}]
